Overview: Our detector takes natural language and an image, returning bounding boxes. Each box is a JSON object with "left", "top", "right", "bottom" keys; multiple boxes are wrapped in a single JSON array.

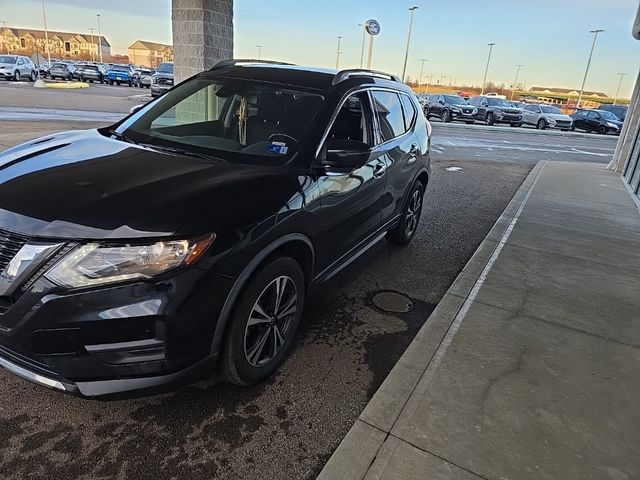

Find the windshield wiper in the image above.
[
  {"left": 138, "top": 143, "right": 210, "bottom": 160},
  {"left": 108, "top": 130, "right": 134, "bottom": 144}
]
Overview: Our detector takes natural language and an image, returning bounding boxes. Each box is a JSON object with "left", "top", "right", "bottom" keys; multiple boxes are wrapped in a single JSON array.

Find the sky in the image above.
[{"left": 2, "top": 0, "right": 639, "bottom": 96}]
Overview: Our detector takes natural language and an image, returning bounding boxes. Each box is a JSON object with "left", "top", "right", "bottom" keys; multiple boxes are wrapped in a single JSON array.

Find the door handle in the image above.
[{"left": 372, "top": 162, "right": 387, "bottom": 178}]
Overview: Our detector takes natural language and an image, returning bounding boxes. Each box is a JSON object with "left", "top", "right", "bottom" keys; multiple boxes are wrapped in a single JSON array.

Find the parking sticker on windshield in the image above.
[{"left": 268, "top": 142, "right": 289, "bottom": 155}]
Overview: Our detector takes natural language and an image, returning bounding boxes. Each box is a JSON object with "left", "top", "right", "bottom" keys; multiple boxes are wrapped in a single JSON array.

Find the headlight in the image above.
[
  {"left": 451, "top": 107, "right": 461, "bottom": 113},
  {"left": 45, "top": 235, "right": 215, "bottom": 288},
  {"left": 152, "top": 76, "right": 157, "bottom": 84}
]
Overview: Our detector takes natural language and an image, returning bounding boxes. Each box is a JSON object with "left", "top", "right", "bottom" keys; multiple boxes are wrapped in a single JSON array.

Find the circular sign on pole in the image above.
[{"left": 365, "top": 19, "right": 381, "bottom": 36}]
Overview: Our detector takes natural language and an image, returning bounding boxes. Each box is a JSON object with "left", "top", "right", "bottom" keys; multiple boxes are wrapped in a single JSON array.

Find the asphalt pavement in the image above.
[{"left": 0, "top": 84, "right": 619, "bottom": 479}]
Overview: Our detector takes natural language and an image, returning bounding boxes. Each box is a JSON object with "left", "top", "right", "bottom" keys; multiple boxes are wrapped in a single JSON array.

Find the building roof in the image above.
[
  {"left": 529, "top": 86, "right": 608, "bottom": 97},
  {"left": 0, "top": 27, "right": 110, "bottom": 47},
  {"left": 128, "top": 40, "right": 172, "bottom": 51}
]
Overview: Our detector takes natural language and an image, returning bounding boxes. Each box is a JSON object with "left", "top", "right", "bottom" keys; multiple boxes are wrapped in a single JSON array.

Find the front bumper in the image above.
[
  {"left": 451, "top": 110, "right": 477, "bottom": 122},
  {"left": 494, "top": 113, "right": 523, "bottom": 124},
  {"left": 151, "top": 84, "right": 172, "bottom": 96},
  {"left": 0, "top": 267, "right": 234, "bottom": 398},
  {"left": 0, "top": 70, "right": 15, "bottom": 78}
]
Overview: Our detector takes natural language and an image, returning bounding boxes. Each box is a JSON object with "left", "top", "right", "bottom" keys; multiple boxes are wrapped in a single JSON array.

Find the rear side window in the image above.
[
  {"left": 400, "top": 94, "right": 417, "bottom": 131},
  {"left": 372, "top": 91, "right": 406, "bottom": 143}
]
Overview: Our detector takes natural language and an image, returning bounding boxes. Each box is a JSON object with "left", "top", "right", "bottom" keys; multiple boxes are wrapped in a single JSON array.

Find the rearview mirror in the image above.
[{"left": 322, "top": 139, "right": 371, "bottom": 170}]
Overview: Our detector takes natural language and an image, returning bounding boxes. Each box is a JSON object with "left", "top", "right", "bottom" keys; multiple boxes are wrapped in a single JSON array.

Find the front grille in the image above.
[
  {"left": 504, "top": 109, "right": 520, "bottom": 115},
  {"left": 555, "top": 120, "right": 571, "bottom": 126},
  {"left": 0, "top": 230, "right": 27, "bottom": 273},
  {"left": 158, "top": 78, "right": 173, "bottom": 86}
]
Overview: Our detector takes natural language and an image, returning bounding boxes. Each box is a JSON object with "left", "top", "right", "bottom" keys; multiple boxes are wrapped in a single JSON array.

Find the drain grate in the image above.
[{"left": 372, "top": 291, "right": 414, "bottom": 313}]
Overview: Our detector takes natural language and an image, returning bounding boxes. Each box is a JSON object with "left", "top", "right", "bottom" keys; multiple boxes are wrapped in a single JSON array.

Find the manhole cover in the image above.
[{"left": 372, "top": 291, "right": 414, "bottom": 313}]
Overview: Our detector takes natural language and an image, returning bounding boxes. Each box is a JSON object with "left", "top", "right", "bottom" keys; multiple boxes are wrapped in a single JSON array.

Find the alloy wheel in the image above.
[
  {"left": 405, "top": 188, "right": 422, "bottom": 238},
  {"left": 14, "top": 71, "right": 20, "bottom": 81},
  {"left": 244, "top": 276, "right": 298, "bottom": 367}
]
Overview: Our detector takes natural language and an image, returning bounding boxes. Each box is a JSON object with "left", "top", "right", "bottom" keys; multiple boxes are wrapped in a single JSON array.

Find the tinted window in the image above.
[
  {"left": 400, "top": 94, "right": 417, "bottom": 131},
  {"left": 588, "top": 111, "right": 600, "bottom": 119},
  {"left": 487, "top": 98, "right": 512, "bottom": 107},
  {"left": 372, "top": 91, "right": 407, "bottom": 143},
  {"left": 327, "top": 94, "right": 369, "bottom": 144},
  {"left": 541, "top": 105, "right": 561, "bottom": 114},
  {"left": 157, "top": 63, "right": 174, "bottom": 74},
  {"left": 443, "top": 95, "right": 468, "bottom": 106},
  {"left": 0, "top": 56, "right": 16, "bottom": 64}
]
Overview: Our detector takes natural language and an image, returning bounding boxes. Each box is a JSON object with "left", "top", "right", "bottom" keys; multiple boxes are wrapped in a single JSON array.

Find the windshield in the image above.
[
  {"left": 0, "top": 56, "right": 17, "bottom": 64},
  {"left": 541, "top": 105, "right": 562, "bottom": 114},
  {"left": 52, "top": 63, "right": 68, "bottom": 69},
  {"left": 487, "top": 98, "right": 513, "bottom": 107},
  {"left": 119, "top": 77, "right": 324, "bottom": 163},
  {"left": 111, "top": 66, "right": 130, "bottom": 72},
  {"left": 599, "top": 110, "right": 619, "bottom": 121},
  {"left": 444, "top": 95, "right": 468, "bottom": 106},
  {"left": 157, "top": 63, "right": 173, "bottom": 74}
]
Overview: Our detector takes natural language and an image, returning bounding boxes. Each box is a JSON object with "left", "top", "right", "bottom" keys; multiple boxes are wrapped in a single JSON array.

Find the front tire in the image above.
[
  {"left": 222, "top": 256, "right": 305, "bottom": 386},
  {"left": 537, "top": 118, "right": 547, "bottom": 130},
  {"left": 386, "top": 181, "right": 424, "bottom": 245},
  {"left": 13, "top": 71, "right": 20, "bottom": 82},
  {"left": 485, "top": 112, "right": 495, "bottom": 126},
  {"left": 30, "top": 71, "right": 36, "bottom": 82},
  {"left": 441, "top": 109, "right": 451, "bottom": 123},
  {"left": 597, "top": 125, "right": 607, "bottom": 135}
]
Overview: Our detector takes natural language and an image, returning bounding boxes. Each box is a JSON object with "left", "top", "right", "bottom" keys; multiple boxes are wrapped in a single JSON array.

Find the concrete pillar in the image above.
[
  {"left": 608, "top": 69, "right": 640, "bottom": 173},
  {"left": 171, "top": 0, "right": 233, "bottom": 84}
]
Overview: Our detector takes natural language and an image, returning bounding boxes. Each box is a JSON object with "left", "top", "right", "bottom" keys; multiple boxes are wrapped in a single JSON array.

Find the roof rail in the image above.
[
  {"left": 209, "top": 59, "right": 295, "bottom": 70},
  {"left": 332, "top": 69, "right": 401, "bottom": 85}
]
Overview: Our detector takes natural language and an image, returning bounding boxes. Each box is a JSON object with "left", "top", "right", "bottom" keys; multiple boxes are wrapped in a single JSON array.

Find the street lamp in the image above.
[
  {"left": 510, "top": 64, "right": 524, "bottom": 100},
  {"left": 88, "top": 27, "right": 96, "bottom": 62},
  {"left": 41, "top": 0, "right": 51, "bottom": 67},
  {"left": 576, "top": 29, "right": 604, "bottom": 109},
  {"left": 256, "top": 44, "right": 263, "bottom": 60},
  {"left": 419, "top": 58, "right": 428, "bottom": 92},
  {"left": 401, "top": 6, "right": 418, "bottom": 82},
  {"left": 480, "top": 42, "right": 495, "bottom": 95},
  {"left": 335, "top": 36, "right": 342, "bottom": 69},
  {"left": 613, "top": 72, "right": 628, "bottom": 105},
  {"left": 96, "top": 13, "right": 103, "bottom": 63}
]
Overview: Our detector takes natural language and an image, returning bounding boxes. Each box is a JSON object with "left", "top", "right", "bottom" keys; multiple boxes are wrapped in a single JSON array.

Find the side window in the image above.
[
  {"left": 372, "top": 91, "right": 407, "bottom": 143},
  {"left": 588, "top": 111, "right": 599, "bottom": 119},
  {"left": 468, "top": 97, "right": 477, "bottom": 106},
  {"left": 400, "top": 94, "right": 417, "bottom": 131},
  {"left": 327, "top": 93, "right": 371, "bottom": 144}
]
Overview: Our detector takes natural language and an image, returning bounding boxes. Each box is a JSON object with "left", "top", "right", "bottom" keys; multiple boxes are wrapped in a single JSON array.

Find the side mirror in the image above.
[
  {"left": 439, "top": 100, "right": 445, "bottom": 105},
  {"left": 129, "top": 104, "right": 144, "bottom": 115},
  {"left": 321, "top": 139, "right": 371, "bottom": 171}
]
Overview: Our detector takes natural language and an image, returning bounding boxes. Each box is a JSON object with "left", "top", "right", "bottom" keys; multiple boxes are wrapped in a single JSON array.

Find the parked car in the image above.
[
  {"left": 598, "top": 104, "right": 628, "bottom": 123},
  {"left": 570, "top": 109, "right": 623, "bottom": 135},
  {"left": 76, "top": 63, "right": 107, "bottom": 83},
  {"left": 425, "top": 94, "right": 477, "bottom": 124},
  {"left": 107, "top": 64, "right": 135, "bottom": 86},
  {"left": 0, "top": 54, "right": 37, "bottom": 82},
  {"left": 133, "top": 67, "right": 154, "bottom": 88},
  {"left": 0, "top": 60, "right": 430, "bottom": 398},
  {"left": 37, "top": 59, "right": 57, "bottom": 78},
  {"left": 521, "top": 104, "right": 573, "bottom": 131},
  {"left": 48, "top": 61, "right": 75, "bottom": 81},
  {"left": 468, "top": 95, "right": 523, "bottom": 126},
  {"left": 151, "top": 62, "right": 174, "bottom": 97}
]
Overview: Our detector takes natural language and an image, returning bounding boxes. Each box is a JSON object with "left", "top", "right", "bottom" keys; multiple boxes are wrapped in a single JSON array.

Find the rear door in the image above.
[{"left": 371, "top": 90, "right": 422, "bottom": 225}]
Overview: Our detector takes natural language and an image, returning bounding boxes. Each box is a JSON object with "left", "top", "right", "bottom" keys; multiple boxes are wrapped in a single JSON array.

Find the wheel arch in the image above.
[{"left": 210, "top": 233, "right": 315, "bottom": 358}]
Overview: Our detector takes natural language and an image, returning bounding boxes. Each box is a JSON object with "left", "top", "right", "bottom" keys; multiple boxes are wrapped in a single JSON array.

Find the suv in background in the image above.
[
  {"left": 598, "top": 104, "right": 628, "bottom": 123},
  {"left": 48, "top": 61, "right": 75, "bottom": 80},
  {"left": 521, "top": 104, "right": 573, "bottom": 131},
  {"left": 107, "top": 64, "right": 135, "bottom": 86},
  {"left": 133, "top": 67, "right": 155, "bottom": 88},
  {"left": 425, "top": 94, "right": 477, "bottom": 124},
  {"left": 469, "top": 95, "right": 523, "bottom": 126},
  {"left": 0, "top": 60, "right": 430, "bottom": 398},
  {"left": 151, "top": 62, "right": 174, "bottom": 97},
  {"left": 0, "top": 54, "right": 37, "bottom": 82},
  {"left": 77, "top": 63, "right": 107, "bottom": 83},
  {"left": 570, "top": 109, "right": 623, "bottom": 135}
]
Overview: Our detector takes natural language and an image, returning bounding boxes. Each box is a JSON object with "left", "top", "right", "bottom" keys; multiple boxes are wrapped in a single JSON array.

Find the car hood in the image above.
[
  {"left": 154, "top": 73, "right": 173, "bottom": 79},
  {"left": 0, "top": 129, "right": 293, "bottom": 240},
  {"left": 546, "top": 113, "right": 573, "bottom": 121}
]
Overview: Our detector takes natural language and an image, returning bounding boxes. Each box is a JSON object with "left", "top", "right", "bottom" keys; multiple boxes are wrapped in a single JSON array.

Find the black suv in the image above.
[
  {"left": 425, "top": 94, "right": 477, "bottom": 124},
  {"left": 468, "top": 95, "right": 523, "bottom": 126},
  {"left": 0, "top": 60, "right": 430, "bottom": 398},
  {"left": 151, "top": 62, "right": 174, "bottom": 97}
]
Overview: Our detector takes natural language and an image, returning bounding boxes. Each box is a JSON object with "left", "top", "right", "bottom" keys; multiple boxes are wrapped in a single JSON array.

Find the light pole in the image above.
[
  {"left": 1, "top": 21, "right": 8, "bottom": 54},
  {"left": 41, "top": 0, "right": 51, "bottom": 67},
  {"left": 419, "top": 58, "right": 428, "bottom": 92},
  {"left": 480, "top": 42, "right": 495, "bottom": 95},
  {"left": 96, "top": 13, "right": 103, "bottom": 63},
  {"left": 358, "top": 23, "right": 366, "bottom": 68},
  {"left": 335, "top": 36, "right": 342, "bottom": 69},
  {"left": 401, "top": 6, "right": 418, "bottom": 82},
  {"left": 576, "top": 29, "right": 604, "bottom": 108},
  {"left": 510, "top": 64, "right": 524, "bottom": 100},
  {"left": 613, "top": 72, "right": 628, "bottom": 105},
  {"left": 88, "top": 27, "right": 96, "bottom": 62},
  {"left": 256, "top": 44, "right": 263, "bottom": 60}
]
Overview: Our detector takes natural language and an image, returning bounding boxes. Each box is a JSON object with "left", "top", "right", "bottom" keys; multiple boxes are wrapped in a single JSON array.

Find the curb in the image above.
[
  {"left": 317, "top": 161, "right": 549, "bottom": 480},
  {"left": 42, "top": 81, "right": 90, "bottom": 89}
]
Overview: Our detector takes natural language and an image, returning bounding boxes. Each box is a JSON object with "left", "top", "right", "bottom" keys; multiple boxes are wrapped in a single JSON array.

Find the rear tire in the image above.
[
  {"left": 386, "top": 181, "right": 425, "bottom": 245},
  {"left": 222, "top": 256, "right": 305, "bottom": 386},
  {"left": 485, "top": 112, "right": 495, "bottom": 126}
]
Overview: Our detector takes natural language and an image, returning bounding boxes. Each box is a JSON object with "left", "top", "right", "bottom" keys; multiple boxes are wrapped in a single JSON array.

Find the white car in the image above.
[
  {"left": 522, "top": 104, "right": 573, "bottom": 131},
  {"left": 0, "top": 54, "right": 37, "bottom": 82}
]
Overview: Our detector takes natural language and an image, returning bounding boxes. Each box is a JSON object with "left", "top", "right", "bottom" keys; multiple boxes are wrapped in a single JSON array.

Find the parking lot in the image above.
[{"left": 0, "top": 82, "right": 617, "bottom": 479}]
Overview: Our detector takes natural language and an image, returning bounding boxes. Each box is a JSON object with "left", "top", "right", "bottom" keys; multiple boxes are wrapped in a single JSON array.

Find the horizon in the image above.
[{"left": 2, "top": 0, "right": 639, "bottom": 97}]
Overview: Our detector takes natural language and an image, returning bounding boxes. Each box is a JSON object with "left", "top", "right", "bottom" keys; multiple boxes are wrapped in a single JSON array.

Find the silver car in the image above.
[
  {"left": 0, "top": 55, "right": 37, "bottom": 82},
  {"left": 522, "top": 104, "right": 573, "bottom": 131}
]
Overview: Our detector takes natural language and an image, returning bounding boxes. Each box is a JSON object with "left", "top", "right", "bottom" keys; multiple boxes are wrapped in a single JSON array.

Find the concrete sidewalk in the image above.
[{"left": 319, "top": 161, "right": 640, "bottom": 480}]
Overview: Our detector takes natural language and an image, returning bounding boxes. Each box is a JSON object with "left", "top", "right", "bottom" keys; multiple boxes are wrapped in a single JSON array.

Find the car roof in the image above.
[{"left": 201, "top": 60, "right": 409, "bottom": 94}]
